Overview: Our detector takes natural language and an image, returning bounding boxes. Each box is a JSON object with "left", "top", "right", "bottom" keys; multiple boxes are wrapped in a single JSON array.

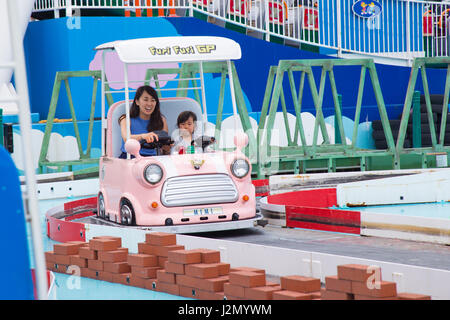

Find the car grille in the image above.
[{"left": 161, "top": 174, "right": 238, "bottom": 207}]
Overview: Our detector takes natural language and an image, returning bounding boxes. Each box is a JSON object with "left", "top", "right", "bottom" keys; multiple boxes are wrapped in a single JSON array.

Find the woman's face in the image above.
[
  {"left": 136, "top": 90, "right": 157, "bottom": 119},
  {"left": 178, "top": 116, "right": 195, "bottom": 136}
]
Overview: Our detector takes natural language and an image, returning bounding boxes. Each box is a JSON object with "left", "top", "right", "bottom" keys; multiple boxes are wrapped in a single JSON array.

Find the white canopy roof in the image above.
[{"left": 94, "top": 36, "right": 242, "bottom": 64}]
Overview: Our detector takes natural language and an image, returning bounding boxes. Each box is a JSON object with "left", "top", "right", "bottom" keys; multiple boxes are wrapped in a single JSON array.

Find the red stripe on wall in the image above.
[
  {"left": 286, "top": 205, "right": 361, "bottom": 235},
  {"left": 63, "top": 196, "right": 97, "bottom": 211},
  {"left": 252, "top": 179, "right": 269, "bottom": 197},
  {"left": 267, "top": 188, "right": 337, "bottom": 207},
  {"left": 46, "top": 214, "right": 86, "bottom": 242}
]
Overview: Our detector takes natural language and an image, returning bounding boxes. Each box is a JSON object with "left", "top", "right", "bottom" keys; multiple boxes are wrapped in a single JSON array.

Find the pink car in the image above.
[{"left": 95, "top": 36, "right": 260, "bottom": 231}]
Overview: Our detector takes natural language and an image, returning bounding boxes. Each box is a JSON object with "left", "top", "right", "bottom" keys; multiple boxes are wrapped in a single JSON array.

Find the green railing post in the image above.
[
  {"left": 335, "top": 94, "right": 342, "bottom": 144},
  {"left": 412, "top": 90, "right": 421, "bottom": 148}
]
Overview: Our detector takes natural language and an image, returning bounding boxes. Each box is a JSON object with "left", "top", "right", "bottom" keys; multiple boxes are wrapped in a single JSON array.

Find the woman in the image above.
[{"left": 118, "top": 85, "right": 168, "bottom": 158}]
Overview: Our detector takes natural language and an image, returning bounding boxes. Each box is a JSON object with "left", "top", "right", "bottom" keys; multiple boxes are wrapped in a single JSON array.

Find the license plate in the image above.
[{"left": 183, "top": 207, "right": 223, "bottom": 216}]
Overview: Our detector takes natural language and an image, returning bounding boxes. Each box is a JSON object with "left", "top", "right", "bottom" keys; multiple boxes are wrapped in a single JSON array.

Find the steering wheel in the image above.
[
  {"left": 139, "top": 130, "right": 174, "bottom": 150},
  {"left": 192, "top": 135, "right": 216, "bottom": 150}
]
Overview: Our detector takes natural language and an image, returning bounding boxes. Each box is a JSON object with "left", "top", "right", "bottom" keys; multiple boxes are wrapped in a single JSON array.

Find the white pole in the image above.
[
  {"left": 124, "top": 63, "right": 131, "bottom": 159},
  {"left": 6, "top": 0, "right": 47, "bottom": 300},
  {"left": 198, "top": 61, "right": 208, "bottom": 134},
  {"left": 101, "top": 51, "right": 106, "bottom": 156},
  {"left": 226, "top": 60, "right": 239, "bottom": 133},
  {"left": 336, "top": 0, "right": 342, "bottom": 57}
]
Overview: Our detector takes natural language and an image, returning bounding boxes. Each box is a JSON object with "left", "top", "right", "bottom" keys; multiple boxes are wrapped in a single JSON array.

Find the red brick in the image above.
[
  {"left": 215, "top": 263, "right": 230, "bottom": 276},
  {"left": 176, "top": 274, "right": 198, "bottom": 288},
  {"left": 194, "top": 249, "right": 221, "bottom": 263},
  {"left": 112, "top": 273, "right": 132, "bottom": 285},
  {"left": 311, "top": 291, "right": 322, "bottom": 299},
  {"left": 53, "top": 243, "right": 82, "bottom": 255},
  {"left": 179, "top": 285, "right": 198, "bottom": 299},
  {"left": 104, "top": 261, "right": 131, "bottom": 274},
  {"left": 230, "top": 267, "right": 265, "bottom": 275},
  {"left": 273, "top": 290, "right": 312, "bottom": 300},
  {"left": 158, "top": 256, "right": 168, "bottom": 268},
  {"left": 337, "top": 264, "right": 382, "bottom": 282},
  {"left": 225, "top": 295, "right": 243, "bottom": 300},
  {"left": 145, "top": 232, "right": 177, "bottom": 246},
  {"left": 322, "top": 290, "right": 354, "bottom": 300},
  {"left": 168, "top": 250, "right": 202, "bottom": 264},
  {"left": 54, "top": 264, "right": 69, "bottom": 274},
  {"left": 325, "top": 275, "right": 352, "bottom": 293},
  {"left": 197, "top": 289, "right": 225, "bottom": 300},
  {"left": 45, "top": 251, "right": 55, "bottom": 263},
  {"left": 82, "top": 268, "right": 99, "bottom": 279},
  {"left": 129, "top": 275, "right": 147, "bottom": 289},
  {"left": 157, "top": 281, "right": 180, "bottom": 296},
  {"left": 165, "top": 261, "right": 185, "bottom": 275},
  {"left": 245, "top": 285, "right": 282, "bottom": 300},
  {"left": 98, "top": 249, "right": 128, "bottom": 262},
  {"left": 178, "top": 274, "right": 229, "bottom": 292},
  {"left": 144, "top": 279, "right": 158, "bottom": 291},
  {"left": 229, "top": 271, "right": 266, "bottom": 288},
  {"left": 98, "top": 271, "right": 114, "bottom": 282},
  {"left": 280, "top": 275, "right": 321, "bottom": 293},
  {"left": 137, "top": 242, "right": 157, "bottom": 255},
  {"left": 93, "top": 236, "right": 122, "bottom": 248},
  {"left": 354, "top": 294, "right": 398, "bottom": 300},
  {"left": 199, "top": 276, "right": 229, "bottom": 292},
  {"left": 131, "top": 266, "right": 161, "bottom": 279},
  {"left": 54, "top": 254, "right": 71, "bottom": 265},
  {"left": 127, "top": 254, "right": 158, "bottom": 267},
  {"left": 185, "top": 263, "right": 220, "bottom": 279},
  {"left": 46, "top": 261, "right": 56, "bottom": 272},
  {"left": 351, "top": 280, "right": 397, "bottom": 298},
  {"left": 224, "top": 283, "right": 246, "bottom": 299},
  {"left": 79, "top": 247, "right": 97, "bottom": 260},
  {"left": 88, "top": 259, "right": 104, "bottom": 271},
  {"left": 397, "top": 292, "right": 432, "bottom": 300},
  {"left": 157, "top": 269, "right": 177, "bottom": 284},
  {"left": 89, "top": 238, "right": 120, "bottom": 251},
  {"left": 69, "top": 255, "right": 88, "bottom": 268},
  {"left": 156, "top": 245, "right": 185, "bottom": 257}
]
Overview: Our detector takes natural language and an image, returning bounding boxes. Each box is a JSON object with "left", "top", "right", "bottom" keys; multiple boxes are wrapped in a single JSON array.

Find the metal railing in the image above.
[{"left": 32, "top": 0, "right": 450, "bottom": 62}]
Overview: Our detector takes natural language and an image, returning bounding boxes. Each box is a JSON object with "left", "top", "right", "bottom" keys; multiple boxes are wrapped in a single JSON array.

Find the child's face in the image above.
[{"left": 179, "top": 116, "right": 195, "bottom": 136}]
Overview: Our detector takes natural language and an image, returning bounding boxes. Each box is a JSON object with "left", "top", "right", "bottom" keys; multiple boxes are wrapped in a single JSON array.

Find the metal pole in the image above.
[
  {"left": 124, "top": 63, "right": 131, "bottom": 159},
  {"left": 198, "top": 61, "right": 208, "bottom": 134},
  {"left": 226, "top": 60, "right": 240, "bottom": 133},
  {"left": 6, "top": 0, "right": 47, "bottom": 300}
]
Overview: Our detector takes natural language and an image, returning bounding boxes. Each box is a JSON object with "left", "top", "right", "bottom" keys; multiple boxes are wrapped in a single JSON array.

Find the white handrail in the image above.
[{"left": 31, "top": 1, "right": 450, "bottom": 63}]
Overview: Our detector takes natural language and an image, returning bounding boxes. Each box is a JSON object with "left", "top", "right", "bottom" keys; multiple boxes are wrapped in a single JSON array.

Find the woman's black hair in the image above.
[
  {"left": 177, "top": 111, "right": 197, "bottom": 127},
  {"left": 119, "top": 85, "right": 164, "bottom": 132}
]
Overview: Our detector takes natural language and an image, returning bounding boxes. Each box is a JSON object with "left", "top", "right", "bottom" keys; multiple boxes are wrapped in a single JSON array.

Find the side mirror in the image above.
[
  {"left": 124, "top": 139, "right": 141, "bottom": 159},
  {"left": 233, "top": 132, "right": 248, "bottom": 150}
]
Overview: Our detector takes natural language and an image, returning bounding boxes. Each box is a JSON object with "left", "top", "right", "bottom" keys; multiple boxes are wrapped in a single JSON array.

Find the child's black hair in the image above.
[{"left": 176, "top": 111, "right": 197, "bottom": 127}]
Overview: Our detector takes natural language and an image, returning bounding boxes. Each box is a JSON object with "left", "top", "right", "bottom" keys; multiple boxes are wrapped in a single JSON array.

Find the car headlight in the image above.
[
  {"left": 231, "top": 159, "right": 250, "bottom": 178},
  {"left": 144, "top": 164, "right": 163, "bottom": 184}
]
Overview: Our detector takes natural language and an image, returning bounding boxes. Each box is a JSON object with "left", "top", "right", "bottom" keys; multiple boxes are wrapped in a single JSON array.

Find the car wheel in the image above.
[
  {"left": 120, "top": 199, "right": 135, "bottom": 226},
  {"left": 97, "top": 193, "right": 106, "bottom": 219}
]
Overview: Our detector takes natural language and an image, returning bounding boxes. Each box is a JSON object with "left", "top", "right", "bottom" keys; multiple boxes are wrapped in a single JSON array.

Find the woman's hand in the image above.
[{"left": 140, "top": 132, "right": 159, "bottom": 143}]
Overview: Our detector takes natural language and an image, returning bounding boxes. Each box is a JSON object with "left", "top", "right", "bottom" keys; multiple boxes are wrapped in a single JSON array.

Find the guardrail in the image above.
[{"left": 32, "top": 1, "right": 449, "bottom": 64}]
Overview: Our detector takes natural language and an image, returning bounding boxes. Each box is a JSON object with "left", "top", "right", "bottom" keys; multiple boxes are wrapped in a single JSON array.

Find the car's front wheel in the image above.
[{"left": 120, "top": 199, "right": 135, "bottom": 226}]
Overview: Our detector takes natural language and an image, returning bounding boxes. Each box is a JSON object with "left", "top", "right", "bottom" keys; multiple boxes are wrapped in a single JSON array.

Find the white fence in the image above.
[{"left": 33, "top": 0, "right": 450, "bottom": 62}]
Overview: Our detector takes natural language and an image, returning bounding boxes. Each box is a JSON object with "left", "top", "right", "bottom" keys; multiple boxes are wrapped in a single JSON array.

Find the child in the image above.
[
  {"left": 118, "top": 85, "right": 169, "bottom": 158},
  {"left": 172, "top": 111, "right": 197, "bottom": 154}
]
